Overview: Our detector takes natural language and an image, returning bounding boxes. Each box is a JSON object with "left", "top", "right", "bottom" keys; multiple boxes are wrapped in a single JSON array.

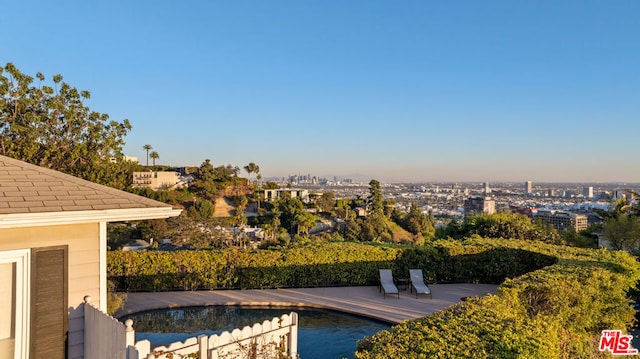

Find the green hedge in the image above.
[
  {"left": 108, "top": 242, "right": 401, "bottom": 291},
  {"left": 395, "top": 242, "right": 556, "bottom": 284},
  {"left": 355, "top": 238, "right": 640, "bottom": 358},
  {"left": 107, "top": 240, "right": 556, "bottom": 291}
]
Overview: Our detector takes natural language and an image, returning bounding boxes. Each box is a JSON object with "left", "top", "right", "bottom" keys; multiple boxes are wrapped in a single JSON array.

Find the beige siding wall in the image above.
[{"left": 0, "top": 223, "right": 101, "bottom": 359}]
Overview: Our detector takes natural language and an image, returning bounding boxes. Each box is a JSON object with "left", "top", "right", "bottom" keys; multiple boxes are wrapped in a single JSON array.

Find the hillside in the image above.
[
  {"left": 213, "top": 197, "right": 236, "bottom": 217},
  {"left": 387, "top": 221, "right": 415, "bottom": 243},
  {"left": 212, "top": 183, "right": 253, "bottom": 217}
]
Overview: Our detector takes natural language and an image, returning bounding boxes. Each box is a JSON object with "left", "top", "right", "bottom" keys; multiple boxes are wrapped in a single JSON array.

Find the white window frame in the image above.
[{"left": 0, "top": 249, "right": 30, "bottom": 359}]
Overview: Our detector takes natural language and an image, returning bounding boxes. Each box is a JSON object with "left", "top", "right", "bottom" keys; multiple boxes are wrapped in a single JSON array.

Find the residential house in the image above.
[
  {"left": 0, "top": 155, "right": 181, "bottom": 359},
  {"left": 131, "top": 171, "right": 180, "bottom": 190},
  {"left": 263, "top": 188, "right": 310, "bottom": 203}
]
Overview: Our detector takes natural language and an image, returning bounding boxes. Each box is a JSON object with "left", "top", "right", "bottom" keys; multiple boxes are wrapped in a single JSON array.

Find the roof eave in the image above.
[{"left": 0, "top": 207, "right": 183, "bottom": 229}]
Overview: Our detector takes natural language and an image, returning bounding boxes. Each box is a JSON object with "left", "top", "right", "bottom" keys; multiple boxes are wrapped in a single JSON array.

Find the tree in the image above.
[
  {"left": 360, "top": 214, "right": 389, "bottom": 242},
  {"left": 602, "top": 214, "right": 640, "bottom": 250},
  {"left": 187, "top": 199, "right": 214, "bottom": 219},
  {"left": 212, "top": 164, "right": 240, "bottom": 182},
  {"left": 352, "top": 179, "right": 389, "bottom": 241},
  {"left": 336, "top": 199, "right": 355, "bottom": 220},
  {"left": 191, "top": 159, "right": 218, "bottom": 200},
  {"left": 136, "top": 218, "right": 169, "bottom": 242},
  {"left": 149, "top": 151, "right": 159, "bottom": 166},
  {"left": 244, "top": 162, "right": 260, "bottom": 182},
  {"left": 383, "top": 199, "right": 396, "bottom": 218},
  {"left": 233, "top": 195, "right": 248, "bottom": 226},
  {"left": 367, "top": 179, "right": 384, "bottom": 216},
  {"left": 253, "top": 188, "right": 264, "bottom": 212},
  {"left": 266, "top": 206, "right": 281, "bottom": 239},
  {"left": 263, "top": 181, "right": 280, "bottom": 190},
  {"left": 277, "top": 197, "right": 306, "bottom": 235},
  {"left": 438, "top": 212, "right": 561, "bottom": 244},
  {"left": 561, "top": 227, "right": 598, "bottom": 248},
  {"left": 631, "top": 190, "right": 640, "bottom": 217},
  {"left": 294, "top": 211, "right": 317, "bottom": 235},
  {"left": 344, "top": 218, "right": 362, "bottom": 241},
  {"left": 403, "top": 201, "right": 435, "bottom": 238},
  {"left": 1, "top": 63, "right": 134, "bottom": 189},
  {"left": 317, "top": 192, "right": 336, "bottom": 212},
  {"left": 143, "top": 144, "right": 152, "bottom": 166},
  {"left": 593, "top": 195, "right": 640, "bottom": 224}
]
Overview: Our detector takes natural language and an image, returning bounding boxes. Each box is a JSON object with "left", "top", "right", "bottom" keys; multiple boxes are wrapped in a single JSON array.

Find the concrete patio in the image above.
[{"left": 116, "top": 283, "right": 498, "bottom": 324}]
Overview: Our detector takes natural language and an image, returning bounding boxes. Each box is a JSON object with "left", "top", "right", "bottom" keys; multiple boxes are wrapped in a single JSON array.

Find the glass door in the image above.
[{"left": 0, "top": 249, "right": 29, "bottom": 359}]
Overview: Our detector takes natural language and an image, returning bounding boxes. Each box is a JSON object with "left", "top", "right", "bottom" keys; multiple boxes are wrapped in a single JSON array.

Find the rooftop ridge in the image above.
[{"left": 0, "top": 154, "right": 173, "bottom": 214}]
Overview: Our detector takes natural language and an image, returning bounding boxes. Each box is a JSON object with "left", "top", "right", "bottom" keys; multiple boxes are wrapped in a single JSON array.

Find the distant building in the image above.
[
  {"left": 583, "top": 186, "right": 594, "bottom": 199},
  {"left": 525, "top": 181, "right": 533, "bottom": 196},
  {"left": 264, "top": 188, "right": 310, "bottom": 203},
  {"left": 353, "top": 206, "right": 367, "bottom": 217},
  {"left": 534, "top": 210, "right": 588, "bottom": 232},
  {"left": 110, "top": 155, "right": 138, "bottom": 163},
  {"left": 509, "top": 205, "right": 534, "bottom": 218},
  {"left": 122, "top": 238, "right": 152, "bottom": 251},
  {"left": 483, "top": 182, "right": 491, "bottom": 194},
  {"left": 132, "top": 171, "right": 180, "bottom": 190},
  {"left": 464, "top": 197, "right": 496, "bottom": 218}
]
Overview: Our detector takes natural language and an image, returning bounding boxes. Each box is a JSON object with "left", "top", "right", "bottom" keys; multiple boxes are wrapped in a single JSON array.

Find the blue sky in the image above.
[{"left": 2, "top": 1, "right": 639, "bottom": 182}]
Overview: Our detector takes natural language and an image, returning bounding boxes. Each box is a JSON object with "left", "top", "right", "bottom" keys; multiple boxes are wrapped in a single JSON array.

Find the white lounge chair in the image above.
[
  {"left": 409, "top": 269, "right": 432, "bottom": 299},
  {"left": 379, "top": 269, "right": 399, "bottom": 299}
]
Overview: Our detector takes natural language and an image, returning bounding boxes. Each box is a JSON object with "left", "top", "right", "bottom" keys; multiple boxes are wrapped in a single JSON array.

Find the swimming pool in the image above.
[{"left": 120, "top": 306, "right": 391, "bottom": 359}]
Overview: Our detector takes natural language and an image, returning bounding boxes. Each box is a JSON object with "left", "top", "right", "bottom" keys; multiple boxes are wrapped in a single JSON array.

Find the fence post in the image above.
[
  {"left": 125, "top": 319, "right": 135, "bottom": 347},
  {"left": 83, "top": 295, "right": 92, "bottom": 359},
  {"left": 288, "top": 312, "right": 298, "bottom": 358},
  {"left": 125, "top": 318, "right": 136, "bottom": 359},
  {"left": 198, "top": 335, "right": 208, "bottom": 359}
]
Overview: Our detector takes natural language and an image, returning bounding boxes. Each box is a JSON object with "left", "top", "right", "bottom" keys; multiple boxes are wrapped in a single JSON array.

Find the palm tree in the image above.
[
  {"left": 150, "top": 151, "right": 159, "bottom": 166},
  {"left": 143, "top": 144, "right": 153, "bottom": 166},
  {"left": 294, "top": 211, "right": 317, "bottom": 235}
]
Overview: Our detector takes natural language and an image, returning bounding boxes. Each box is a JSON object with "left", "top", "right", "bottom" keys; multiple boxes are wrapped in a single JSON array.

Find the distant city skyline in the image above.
[{"left": 2, "top": 1, "right": 639, "bottom": 182}]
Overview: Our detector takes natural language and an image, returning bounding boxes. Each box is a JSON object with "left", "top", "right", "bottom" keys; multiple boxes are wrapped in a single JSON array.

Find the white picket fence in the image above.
[
  {"left": 83, "top": 296, "right": 299, "bottom": 359},
  {"left": 84, "top": 295, "right": 129, "bottom": 359}
]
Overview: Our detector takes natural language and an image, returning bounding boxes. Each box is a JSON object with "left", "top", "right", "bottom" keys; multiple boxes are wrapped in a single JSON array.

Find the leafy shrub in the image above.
[
  {"left": 355, "top": 239, "right": 640, "bottom": 358},
  {"left": 106, "top": 279, "right": 127, "bottom": 315}
]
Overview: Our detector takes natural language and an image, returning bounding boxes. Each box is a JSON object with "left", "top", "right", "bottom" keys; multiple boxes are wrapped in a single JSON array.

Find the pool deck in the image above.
[{"left": 116, "top": 283, "right": 498, "bottom": 324}]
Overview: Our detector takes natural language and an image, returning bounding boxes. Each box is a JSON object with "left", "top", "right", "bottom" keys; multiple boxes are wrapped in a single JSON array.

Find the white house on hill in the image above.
[
  {"left": 263, "top": 188, "right": 310, "bottom": 203},
  {"left": 131, "top": 171, "right": 181, "bottom": 190}
]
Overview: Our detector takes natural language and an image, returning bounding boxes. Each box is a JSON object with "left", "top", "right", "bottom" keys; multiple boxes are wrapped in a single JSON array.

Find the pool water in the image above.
[{"left": 120, "top": 306, "right": 391, "bottom": 359}]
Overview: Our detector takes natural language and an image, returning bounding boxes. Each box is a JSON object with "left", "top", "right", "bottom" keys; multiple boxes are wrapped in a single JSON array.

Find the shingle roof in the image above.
[{"left": 0, "top": 154, "right": 173, "bottom": 215}]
